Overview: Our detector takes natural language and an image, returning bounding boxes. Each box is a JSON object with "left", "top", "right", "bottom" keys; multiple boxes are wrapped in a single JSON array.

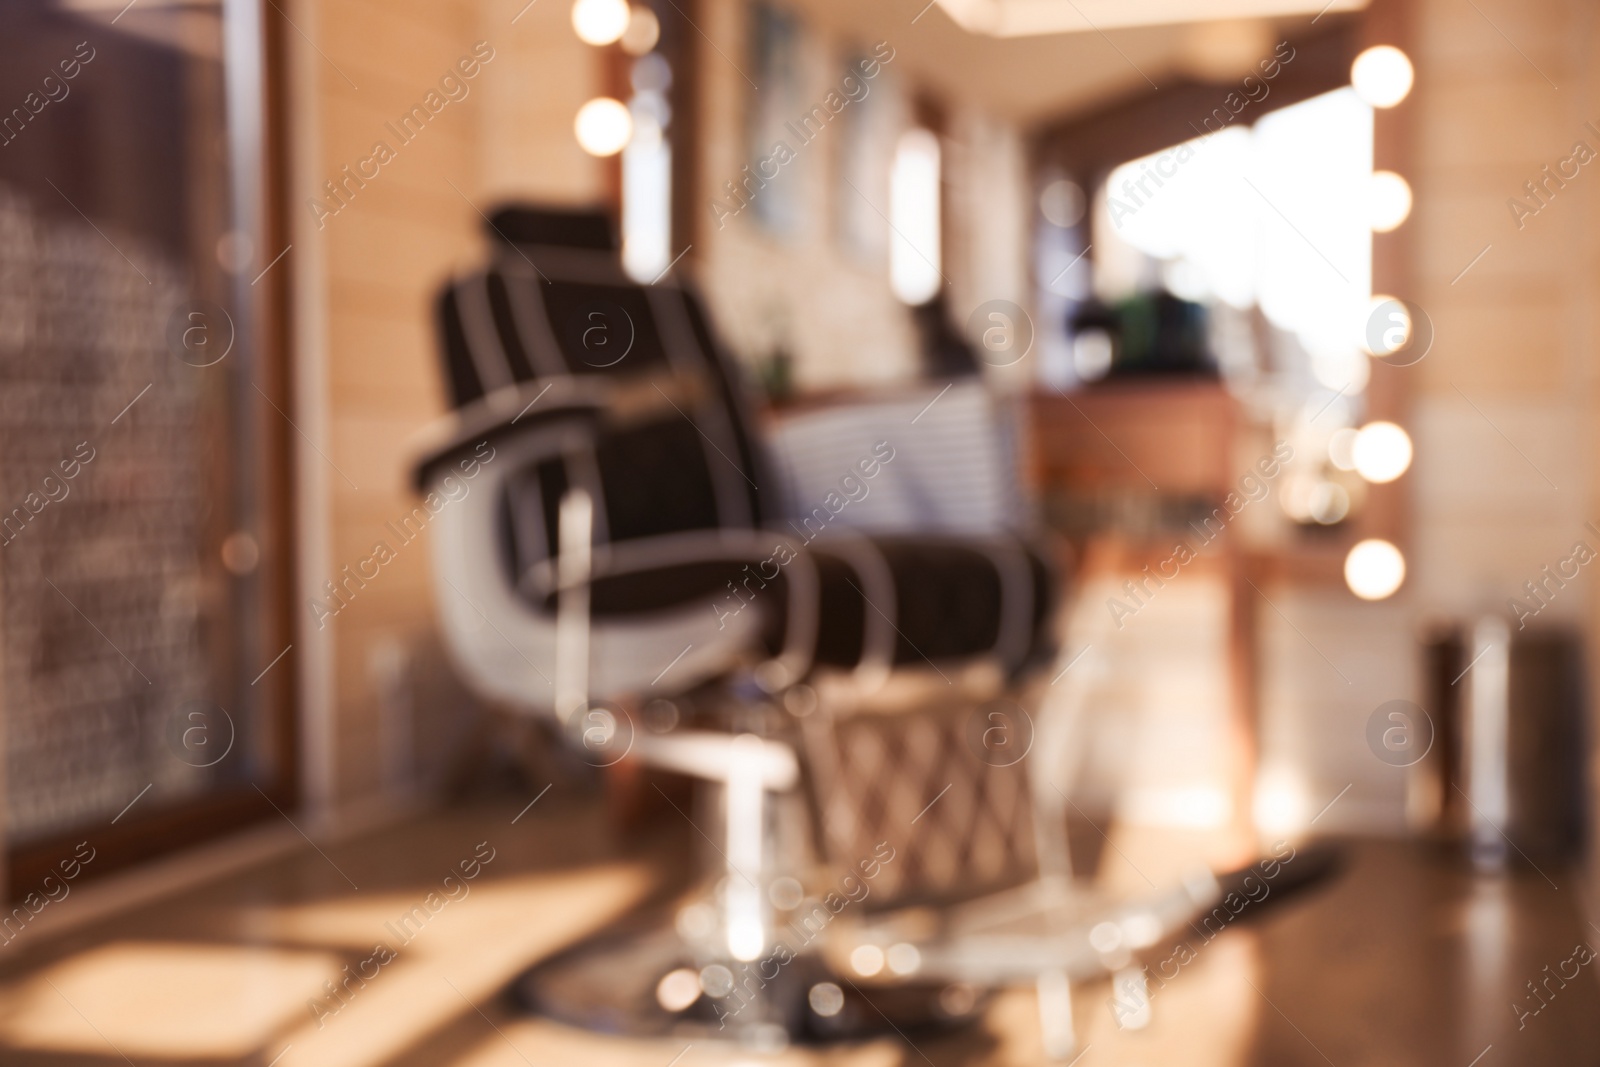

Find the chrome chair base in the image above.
[{"left": 514, "top": 905, "right": 987, "bottom": 1047}]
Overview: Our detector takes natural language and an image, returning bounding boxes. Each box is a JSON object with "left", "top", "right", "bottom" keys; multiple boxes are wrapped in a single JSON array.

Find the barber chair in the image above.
[{"left": 412, "top": 206, "right": 1236, "bottom": 1058}]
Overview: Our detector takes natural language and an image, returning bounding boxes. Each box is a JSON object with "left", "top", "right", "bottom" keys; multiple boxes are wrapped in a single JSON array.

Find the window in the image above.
[
  {"left": 1080, "top": 86, "right": 1393, "bottom": 529},
  {"left": 622, "top": 52, "right": 673, "bottom": 281},
  {"left": 1094, "top": 87, "right": 1375, "bottom": 393},
  {"left": 889, "top": 127, "right": 941, "bottom": 304}
]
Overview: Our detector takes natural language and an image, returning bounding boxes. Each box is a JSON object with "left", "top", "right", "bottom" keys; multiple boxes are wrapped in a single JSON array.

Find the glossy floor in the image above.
[{"left": 0, "top": 798, "right": 1595, "bottom": 1067}]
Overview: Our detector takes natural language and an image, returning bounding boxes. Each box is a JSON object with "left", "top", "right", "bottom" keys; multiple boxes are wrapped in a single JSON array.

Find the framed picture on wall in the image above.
[
  {"left": 745, "top": 0, "right": 806, "bottom": 235},
  {"left": 835, "top": 51, "right": 896, "bottom": 263}
]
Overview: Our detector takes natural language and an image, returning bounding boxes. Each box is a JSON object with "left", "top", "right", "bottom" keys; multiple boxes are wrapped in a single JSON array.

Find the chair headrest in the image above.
[{"left": 486, "top": 205, "right": 617, "bottom": 251}]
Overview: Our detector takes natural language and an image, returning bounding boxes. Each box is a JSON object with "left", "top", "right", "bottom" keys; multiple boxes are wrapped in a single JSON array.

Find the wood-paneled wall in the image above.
[{"left": 288, "top": 0, "right": 602, "bottom": 818}]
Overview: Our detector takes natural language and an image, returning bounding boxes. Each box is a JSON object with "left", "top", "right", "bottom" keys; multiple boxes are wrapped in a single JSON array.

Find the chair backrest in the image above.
[{"left": 436, "top": 206, "right": 769, "bottom": 599}]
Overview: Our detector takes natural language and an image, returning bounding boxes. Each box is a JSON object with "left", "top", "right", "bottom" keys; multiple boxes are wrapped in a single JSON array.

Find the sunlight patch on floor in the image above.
[{"left": 0, "top": 940, "right": 340, "bottom": 1060}]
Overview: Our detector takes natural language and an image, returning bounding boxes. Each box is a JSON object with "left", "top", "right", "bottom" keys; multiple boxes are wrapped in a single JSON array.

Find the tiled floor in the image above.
[{"left": 1, "top": 796, "right": 1596, "bottom": 1067}]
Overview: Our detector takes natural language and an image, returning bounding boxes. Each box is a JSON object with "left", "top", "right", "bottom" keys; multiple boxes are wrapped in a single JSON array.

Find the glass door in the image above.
[{"left": 0, "top": 0, "right": 293, "bottom": 889}]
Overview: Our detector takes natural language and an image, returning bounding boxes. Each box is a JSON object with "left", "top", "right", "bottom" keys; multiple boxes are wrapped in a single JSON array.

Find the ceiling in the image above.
[{"left": 785, "top": 0, "right": 1365, "bottom": 127}]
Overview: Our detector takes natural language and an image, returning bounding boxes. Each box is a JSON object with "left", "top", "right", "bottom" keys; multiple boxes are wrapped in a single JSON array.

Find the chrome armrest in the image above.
[{"left": 409, "top": 379, "right": 604, "bottom": 492}]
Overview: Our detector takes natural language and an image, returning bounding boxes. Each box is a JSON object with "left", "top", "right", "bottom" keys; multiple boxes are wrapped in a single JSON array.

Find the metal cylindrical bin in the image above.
[{"left": 1422, "top": 617, "right": 1586, "bottom": 867}]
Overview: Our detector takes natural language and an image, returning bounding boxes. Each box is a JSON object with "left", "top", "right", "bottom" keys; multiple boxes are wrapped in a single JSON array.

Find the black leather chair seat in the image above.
[
  {"left": 529, "top": 535, "right": 1054, "bottom": 675},
  {"left": 809, "top": 536, "right": 1054, "bottom": 671}
]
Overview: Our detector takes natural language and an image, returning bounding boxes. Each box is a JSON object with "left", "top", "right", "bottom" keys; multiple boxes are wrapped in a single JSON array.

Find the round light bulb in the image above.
[
  {"left": 1345, "top": 539, "right": 1406, "bottom": 600},
  {"left": 850, "top": 944, "right": 885, "bottom": 976},
  {"left": 1073, "top": 328, "right": 1113, "bottom": 381},
  {"left": 1351, "top": 45, "right": 1414, "bottom": 108},
  {"left": 621, "top": 5, "right": 660, "bottom": 54},
  {"left": 1308, "top": 481, "right": 1351, "bottom": 525},
  {"left": 1363, "top": 293, "right": 1411, "bottom": 356},
  {"left": 1352, "top": 420, "right": 1412, "bottom": 483},
  {"left": 1039, "top": 178, "right": 1086, "bottom": 228},
  {"left": 1369, "top": 171, "right": 1412, "bottom": 232},
  {"left": 574, "top": 97, "right": 633, "bottom": 156},
  {"left": 808, "top": 982, "right": 844, "bottom": 1017},
  {"left": 655, "top": 968, "right": 702, "bottom": 1012},
  {"left": 886, "top": 943, "right": 922, "bottom": 975},
  {"left": 571, "top": 0, "right": 631, "bottom": 45}
]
